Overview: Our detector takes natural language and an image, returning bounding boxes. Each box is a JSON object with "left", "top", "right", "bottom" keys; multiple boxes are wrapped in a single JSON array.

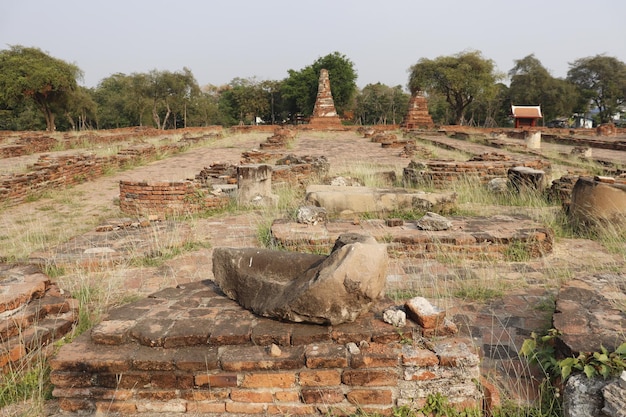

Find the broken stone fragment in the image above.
[
  {"left": 296, "top": 205, "right": 327, "bottom": 225},
  {"left": 404, "top": 297, "right": 446, "bottom": 329},
  {"left": 415, "top": 212, "right": 452, "bottom": 231},
  {"left": 382, "top": 307, "right": 406, "bottom": 327},
  {"left": 212, "top": 233, "right": 388, "bottom": 325}
]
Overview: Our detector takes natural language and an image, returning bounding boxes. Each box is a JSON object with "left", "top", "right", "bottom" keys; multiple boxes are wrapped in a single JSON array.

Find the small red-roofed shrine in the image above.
[{"left": 511, "top": 105, "right": 542, "bottom": 128}]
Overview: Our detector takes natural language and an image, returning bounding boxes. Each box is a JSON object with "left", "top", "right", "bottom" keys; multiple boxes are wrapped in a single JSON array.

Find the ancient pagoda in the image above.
[
  {"left": 402, "top": 92, "right": 434, "bottom": 129},
  {"left": 308, "top": 69, "right": 343, "bottom": 129}
]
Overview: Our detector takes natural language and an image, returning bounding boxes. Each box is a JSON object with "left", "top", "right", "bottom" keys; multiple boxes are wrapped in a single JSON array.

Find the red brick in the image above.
[
  {"left": 302, "top": 388, "right": 344, "bottom": 404},
  {"left": 230, "top": 389, "right": 274, "bottom": 403},
  {"left": 95, "top": 401, "right": 136, "bottom": 414},
  {"left": 49, "top": 371, "right": 93, "bottom": 387},
  {"left": 401, "top": 346, "right": 439, "bottom": 366},
  {"left": 299, "top": 369, "right": 341, "bottom": 387},
  {"left": 226, "top": 402, "right": 266, "bottom": 414},
  {"left": 186, "top": 402, "right": 227, "bottom": 413},
  {"left": 331, "top": 321, "right": 372, "bottom": 344},
  {"left": 305, "top": 343, "right": 348, "bottom": 368},
  {"left": 342, "top": 369, "right": 398, "bottom": 387},
  {"left": 267, "top": 404, "right": 317, "bottom": 415},
  {"left": 351, "top": 344, "right": 399, "bottom": 368},
  {"left": 58, "top": 398, "right": 95, "bottom": 413},
  {"left": 346, "top": 389, "right": 393, "bottom": 405},
  {"left": 194, "top": 372, "right": 238, "bottom": 388},
  {"left": 136, "top": 399, "right": 186, "bottom": 413},
  {"left": 317, "top": 404, "right": 358, "bottom": 416},
  {"left": 181, "top": 389, "right": 229, "bottom": 402},
  {"left": 291, "top": 323, "right": 331, "bottom": 345},
  {"left": 136, "top": 390, "right": 179, "bottom": 401},
  {"left": 208, "top": 314, "right": 252, "bottom": 345},
  {"left": 406, "top": 369, "right": 437, "bottom": 381},
  {"left": 174, "top": 346, "right": 219, "bottom": 371},
  {"left": 274, "top": 390, "right": 300, "bottom": 402},
  {"left": 220, "top": 345, "right": 305, "bottom": 371},
  {"left": 241, "top": 372, "right": 296, "bottom": 388},
  {"left": 149, "top": 372, "right": 178, "bottom": 388},
  {"left": 251, "top": 320, "right": 293, "bottom": 346}
]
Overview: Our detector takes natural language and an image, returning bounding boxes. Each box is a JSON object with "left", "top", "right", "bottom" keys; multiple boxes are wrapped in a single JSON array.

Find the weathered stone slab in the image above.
[
  {"left": 305, "top": 184, "right": 456, "bottom": 215},
  {"left": 553, "top": 275, "right": 626, "bottom": 354},
  {"left": 271, "top": 215, "right": 553, "bottom": 261},
  {"left": 569, "top": 176, "right": 626, "bottom": 226},
  {"left": 212, "top": 234, "right": 388, "bottom": 325}
]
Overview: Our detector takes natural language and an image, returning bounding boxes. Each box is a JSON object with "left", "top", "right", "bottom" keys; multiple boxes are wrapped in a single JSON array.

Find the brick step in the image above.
[
  {"left": 50, "top": 280, "right": 484, "bottom": 415},
  {"left": 0, "top": 264, "right": 79, "bottom": 372},
  {"left": 271, "top": 216, "right": 553, "bottom": 261}
]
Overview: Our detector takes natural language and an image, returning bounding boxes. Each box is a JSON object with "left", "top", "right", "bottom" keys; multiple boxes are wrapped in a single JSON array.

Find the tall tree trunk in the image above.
[
  {"left": 161, "top": 102, "right": 171, "bottom": 130},
  {"left": 152, "top": 101, "right": 162, "bottom": 129}
]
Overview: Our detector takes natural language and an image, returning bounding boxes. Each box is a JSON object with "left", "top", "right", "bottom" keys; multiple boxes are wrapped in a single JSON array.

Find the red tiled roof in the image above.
[{"left": 511, "top": 105, "right": 542, "bottom": 119}]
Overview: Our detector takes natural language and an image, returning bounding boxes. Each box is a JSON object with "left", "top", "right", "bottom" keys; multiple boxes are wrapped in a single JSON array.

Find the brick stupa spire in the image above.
[
  {"left": 308, "top": 69, "right": 343, "bottom": 129},
  {"left": 402, "top": 92, "right": 434, "bottom": 129}
]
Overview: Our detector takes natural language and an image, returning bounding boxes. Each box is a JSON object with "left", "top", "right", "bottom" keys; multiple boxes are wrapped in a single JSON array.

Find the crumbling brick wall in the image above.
[
  {"left": 119, "top": 180, "right": 230, "bottom": 217},
  {"left": 403, "top": 157, "right": 550, "bottom": 188},
  {"left": 0, "top": 143, "right": 185, "bottom": 207}
]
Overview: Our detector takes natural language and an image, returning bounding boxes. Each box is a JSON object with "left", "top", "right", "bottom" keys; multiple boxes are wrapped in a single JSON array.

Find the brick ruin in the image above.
[
  {"left": 119, "top": 180, "right": 232, "bottom": 217},
  {"left": 401, "top": 92, "right": 435, "bottom": 130},
  {"left": 307, "top": 69, "right": 344, "bottom": 129},
  {"left": 0, "top": 143, "right": 187, "bottom": 207},
  {"left": 403, "top": 153, "right": 551, "bottom": 188},
  {"left": 50, "top": 280, "right": 483, "bottom": 415},
  {"left": 119, "top": 150, "right": 329, "bottom": 217},
  {"left": 271, "top": 215, "right": 554, "bottom": 266},
  {"left": 0, "top": 264, "right": 78, "bottom": 373}
]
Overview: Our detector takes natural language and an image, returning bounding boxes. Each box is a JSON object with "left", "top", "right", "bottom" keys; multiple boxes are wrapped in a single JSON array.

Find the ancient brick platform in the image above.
[
  {"left": 28, "top": 219, "right": 192, "bottom": 268},
  {"left": 0, "top": 264, "right": 78, "bottom": 372},
  {"left": 119, "top": 180, "right": 231, "bottom": 217},
  {"left": 50, "top": 280, "right": 482, "bottom": 415},
  {"left": 271, "top": 215, "right": 553, "bottom": 261}
]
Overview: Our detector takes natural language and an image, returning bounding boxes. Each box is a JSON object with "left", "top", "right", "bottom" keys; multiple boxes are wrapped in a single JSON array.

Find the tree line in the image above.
[{"left": 0, "top": 46, "right": 624, "bottom": 131}]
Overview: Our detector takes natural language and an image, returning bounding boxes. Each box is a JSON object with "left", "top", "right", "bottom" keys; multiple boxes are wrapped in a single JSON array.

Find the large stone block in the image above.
[
  {"left": 569, "top": 176, "right": 626, "bottom": 226},
  {"left": 212, "top": 234, "right": 388, "bottom": 325},
  {"left": 305, "top": 185, "right": 456, "bottom": 215}
]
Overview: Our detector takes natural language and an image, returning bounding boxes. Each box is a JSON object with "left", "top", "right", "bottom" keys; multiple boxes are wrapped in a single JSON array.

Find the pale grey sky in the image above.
[{"left": 1, "top": 0, "right": 625, "bottom": 90}]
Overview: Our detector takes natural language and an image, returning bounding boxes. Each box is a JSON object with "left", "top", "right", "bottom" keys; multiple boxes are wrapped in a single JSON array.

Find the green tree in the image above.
[
  {"left": 282, "top": 51, "right": 358, "bottom": 119},
  {"left": 0, "top": 45, "right": 82, "bottom": 131},
  {"left": 94, "top": 73, "right": 135, "bottom": 129},
  {"left": 509, "top": 54, "right": 579, "bottom": 123},
  {"left": 567, "top": 55, "right": 626, "bottom": 123},
  {"left": 354, "top": 83, "right": 409, "bottom": 125},
  {"left": 408, "top": 50, "right": 501, "bottom": 125},
  {"left": 147, "top": 68, "right": 200, "bottom": 129},
  {"left": 65, "top": 86, "right": 97, "bottom": 130}
]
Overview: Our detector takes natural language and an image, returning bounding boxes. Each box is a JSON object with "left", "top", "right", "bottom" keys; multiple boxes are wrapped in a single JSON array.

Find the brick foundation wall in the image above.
[
  {"left": 50, "top": 281, "right": 483, "bottom": 415},
  {"left": 0, "top": 143, "right": 187, "bottom": 207},
  {"left": 403, "top": 159, "right": 550, "bottom": 188},
  {"left": 119, "top": 180, "right": 230, "bottom": 217}
]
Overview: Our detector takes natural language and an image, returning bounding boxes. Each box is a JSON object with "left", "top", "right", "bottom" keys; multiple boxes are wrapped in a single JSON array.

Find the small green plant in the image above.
[
  {"left": 418, "top": 392, "right": 481, "bottom": 417},
  {"left": 521, "top": 329, "right": 626, "bottom": 380}
]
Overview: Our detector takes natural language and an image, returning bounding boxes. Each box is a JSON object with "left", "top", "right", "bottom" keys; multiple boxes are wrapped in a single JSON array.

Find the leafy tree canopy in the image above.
[
  {"left": 509, "top": 54, "right": 580, "bottom": 122},
  {"left": 282, "top": 51, "right": 357, "bottom": 118},
  {"left": 567, "top": 55, "right": 626, "bottom": 123},
  {"left": 408, "top": 50, "right": 501, "bottom": 125},
  {"left": 0, "top": 45, "right": 82, "bottom": 131},
  {"left": 354, "top": 83, "right": 409, "bottom": 125}
]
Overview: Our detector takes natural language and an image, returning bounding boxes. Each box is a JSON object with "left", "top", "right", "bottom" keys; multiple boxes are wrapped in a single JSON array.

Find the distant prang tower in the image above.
[
  {"left": 401, "top": 91, "right": 434, "bottom": 129},
  {"left": 308, "top": 69, "right": 343, "bottom": 129}
]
